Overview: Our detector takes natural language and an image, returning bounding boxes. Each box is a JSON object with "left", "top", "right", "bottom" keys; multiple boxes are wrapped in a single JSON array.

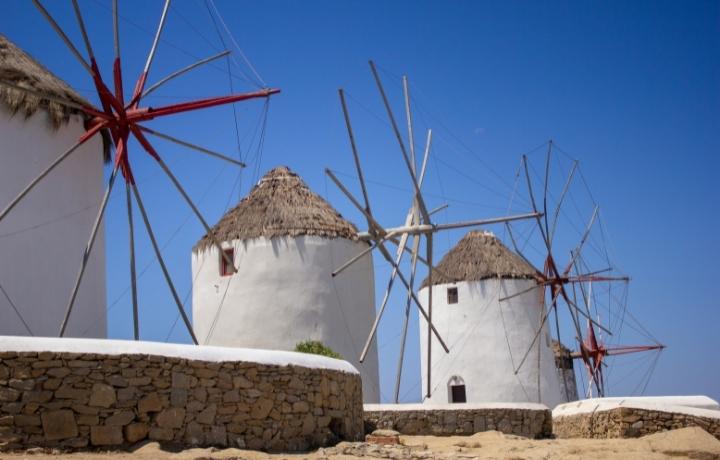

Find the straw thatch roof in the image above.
[
  {"left": 1, "top": 33, "right": 88, "bottom": 128},
  {"left": 1, "top": 34, "right": 110, "bottom": 160},
  {"left": 194, "top": 166, "right": 360, "bottom": 250},
  {"left": 420, "top": 230, "right": 537, "bottom": 288}
]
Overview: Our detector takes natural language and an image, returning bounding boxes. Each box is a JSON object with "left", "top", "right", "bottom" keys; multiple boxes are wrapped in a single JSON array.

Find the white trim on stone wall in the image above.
[
  {"left": 365, "top": 402, "right": 550, "bottom": 411},
  {"left": 553, "top": 396, "right": 720, "bottom": 420},
  {"left": 0, "top": 336, "right": 359, "bottom": 374}
]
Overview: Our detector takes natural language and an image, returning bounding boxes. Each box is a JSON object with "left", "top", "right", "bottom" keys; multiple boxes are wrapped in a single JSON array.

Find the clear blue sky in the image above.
[{"left": 2, "top": 1, "right": 718, "bottom": 403}]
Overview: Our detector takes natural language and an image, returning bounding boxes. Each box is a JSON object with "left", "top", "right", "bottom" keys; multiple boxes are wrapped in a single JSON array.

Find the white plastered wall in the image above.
[
  {"left": 0, "top": 108, "right": 106, "bottom": 338},
  {"left": 192, "top": 235, "right": 380, "bottom": 403},
  {"left": 418, "top": 279, "right": 564, "bottom": 408}
]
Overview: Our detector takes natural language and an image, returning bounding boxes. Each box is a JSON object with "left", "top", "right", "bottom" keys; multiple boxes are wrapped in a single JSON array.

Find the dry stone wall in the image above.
[
  {"left": 364, "top": 404, "right": 552, "bottom": 438},
  {"left": 0, "top": 348, "right": 363, "bottom": 452},
  {"left": 553, "top": 407, "right": 720, "bottom": 440}
]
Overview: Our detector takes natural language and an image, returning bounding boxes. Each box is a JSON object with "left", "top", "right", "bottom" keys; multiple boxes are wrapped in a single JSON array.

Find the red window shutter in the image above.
[{"left": 220, "top": 248, "right": 234, "bottom": 277}]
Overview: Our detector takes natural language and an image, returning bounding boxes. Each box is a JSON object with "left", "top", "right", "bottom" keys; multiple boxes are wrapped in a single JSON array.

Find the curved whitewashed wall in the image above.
[
  {"left": 0, "top": 109, "right": 106, "bottom": 338},
  {"left": 0, "top": 337, "right": 364, "bottom": 451},
  {"left": 192, "top": 235, "right": 379, "bottom": 403},
  {"left": 418, "top": 279, "right": 563, "bottom": 408}
]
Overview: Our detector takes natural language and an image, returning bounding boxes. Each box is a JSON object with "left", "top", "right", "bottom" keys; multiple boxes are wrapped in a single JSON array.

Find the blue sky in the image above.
[{"left": 2, "top": 0, "right": 718, "bottom": 403}]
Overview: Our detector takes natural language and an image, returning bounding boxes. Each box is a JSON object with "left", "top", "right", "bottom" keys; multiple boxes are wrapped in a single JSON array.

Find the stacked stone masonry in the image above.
[
  {"left": 553, "top": 407, "right": 720, "bottom": 440},
  {"left": 364, "top": 407, "right": 552, "bottom": 439},
  {"left": 0, "top": 350, "right": 364, "bottom": 451}
]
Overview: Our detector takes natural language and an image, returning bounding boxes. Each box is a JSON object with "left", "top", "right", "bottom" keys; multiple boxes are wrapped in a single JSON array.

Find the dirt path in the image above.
[{"left": 1, "top": 427, "right": 719, "bottom": 460}]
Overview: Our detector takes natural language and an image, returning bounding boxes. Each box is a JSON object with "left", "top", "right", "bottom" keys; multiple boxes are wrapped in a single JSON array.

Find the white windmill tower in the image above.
[
  {"left": 0, "top": 33, "right": 108, "bottom": 338},
  {"left": 325, "top": 61, "right": 541, "bottom": 403},
  {"left": 192, "top": 165, "right": 380, "bottom": 403},
  {"left": 0, "top": 1, "right": 279, "bottom": 344},
  {"left": 417, "top": 230, "right": 565, "bottom": 407}
]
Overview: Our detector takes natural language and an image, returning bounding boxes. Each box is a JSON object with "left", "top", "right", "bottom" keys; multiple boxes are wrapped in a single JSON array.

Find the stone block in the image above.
[
  {"left": 149, "top": 427, "right": 174, "bottom": 441},
  {"left": 41, "top": 410, "right": 78, "bottom": 441},
  {"left": 127, "top": 376, "right": 151, "bottom": 386},
  {"left": 156, "top": 407, "right": 185, "bottom": 429},
  {"left": 106, "top": 375, "right": 128, "bottom": 388},
  {"left": 117, "top": 387, "right": 137, "bottom": 402},
  {"left": 124, "top": 423, "right": 149, "bottom": 443},
  {"left": 9, "top": 378, "right": 35, "bottom": 391},
  {"left": 233, "top": 375, "right": 253, "bottom": 389},
  {"left": 251, "top": 398, "right": 274, "bottom": 419},
  {"left": 46, "top": 368, "right": 71, "bottom": 379},
  {"left": 89, "top": 383, "right": 116, "bottom": 408},
  {"left": 171, "top": 388, "right": 187, "bottom": 407},
  {"left": 171, "top": 372, "right": 191, "bottom": 389},
  {"left": 90, "top": 425, "right": 123, "bottom": 446},
  {"left": 0, "top": 388, "right": 20, "bottom": 402},
  {"left": 22, "top": 391, "right": 53, "bottom": 403},
  {"left": 76, "top": 414, "right": 99, "bottom": 426},
  {"left": 366, "top": 429, "right": 401, "bottom": 445},
  {"left": 105, "top": 410, "right": 135, "bottom": 426},
  {"left": 184, "top": 421, "right": 204, "bottom": 445},
  {"left": 194, "top": 368, "right": 218, "bottom": 379},
  {"left": 55, "top": 386, "right": 90, "bottom": 399},
  {"left": 293, "top": 401, "right": 310, "bottom": 413},
  {"left": 301, "top": 413, "right": 316, "bottom": 436},
  {"left": 43, "top": 378, "right": 63, "bottom": 390},
  {"left": 206, "top": 425, "right": 227, "bottom": 446},
  {"left": 14, "top": 414, "right": 41, "bottom": 426},
  {"left": 138, "top": 392, "right": 163, "bottom": 413},
  {"left": 196, "top": 404, "right": 217, "bottom": 425}
]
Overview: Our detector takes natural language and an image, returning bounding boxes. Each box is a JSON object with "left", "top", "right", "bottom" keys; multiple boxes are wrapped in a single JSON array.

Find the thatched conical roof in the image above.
[
  {"left": 194, "top": 166, "right": 360, "bottom": 250},
  {"left": 420, "top": 230, "right": 537, "bottom": 288},
  {"left": 0, "top": 33, "right": 92, "bottom": 128}
]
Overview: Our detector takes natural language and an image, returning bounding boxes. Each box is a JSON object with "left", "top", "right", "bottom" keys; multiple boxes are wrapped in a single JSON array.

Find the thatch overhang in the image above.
[
  {"left": 194, "top": 166, "right": 361, "bottom": 251},
  {"left": 420, "top": 230, "right": 537, "bottom": 288},
  {"left": 1, "top": 33, "right": 90, "bottom": 127},
  {"left": 0, "top": 34, "right": 110, "bottom": 160}
]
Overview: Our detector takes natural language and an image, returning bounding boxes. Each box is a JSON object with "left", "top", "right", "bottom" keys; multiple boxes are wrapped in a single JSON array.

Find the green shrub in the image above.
[{"left": 294, "top": 340, "right": 342, "bottom": 359}]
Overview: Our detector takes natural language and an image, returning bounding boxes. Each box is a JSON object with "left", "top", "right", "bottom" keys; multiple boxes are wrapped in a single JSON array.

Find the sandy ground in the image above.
[{"left": 1, "top": 427, "right": 719, "bottom": 460}]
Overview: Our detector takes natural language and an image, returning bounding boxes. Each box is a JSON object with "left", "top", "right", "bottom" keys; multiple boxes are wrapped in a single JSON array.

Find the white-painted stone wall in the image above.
[
  {"left": 418, "top": 279, "right": 564, "bottom": 408},
  {"left": 0, "top": 108, "right": 106, "bottom": 338},
  {"left": 192, "top": 235, "right": 379, "bottom": 403}
]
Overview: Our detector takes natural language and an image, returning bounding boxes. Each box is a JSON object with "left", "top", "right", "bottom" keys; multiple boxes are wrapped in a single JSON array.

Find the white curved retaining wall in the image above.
[
  {"left": 0, "top": 109, "right": 106, "bottom": 338},
  {"left": 553, "top": 396, "right": 720, "bottom": 440},
  {"left": 553, "top": 396, "right": 720, "bottom": 418},
  {"left": 0, "top": 337, "right": 364, "bottom": 451},
  {"left": 364, "top": 402, "right": 552, "bottom": 438},
  {"left": 418, "top": 279, "right": 564, "bottom": 408},
  {"left": 192, "top": 235, "right": 380, "bottom": 403}
]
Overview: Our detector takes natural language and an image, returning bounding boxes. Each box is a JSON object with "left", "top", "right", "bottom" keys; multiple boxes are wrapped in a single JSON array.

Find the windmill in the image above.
[
  {"left": 503, "top": 141, "right": 664, "bottom": 398},
  {"left": 325, "top": 61, "right": 542, "bottom": 402},
  {"left": 0, "top": 0, "right": 279, "bottom": 344}
]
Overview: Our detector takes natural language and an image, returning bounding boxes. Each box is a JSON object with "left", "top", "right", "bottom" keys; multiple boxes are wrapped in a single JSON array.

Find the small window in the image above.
[
  {"left": 219, "top": 248, "right": 235, "bottom": 277},
  {"left": 447, "top": 286, "right": 458, "bottom": 304}
]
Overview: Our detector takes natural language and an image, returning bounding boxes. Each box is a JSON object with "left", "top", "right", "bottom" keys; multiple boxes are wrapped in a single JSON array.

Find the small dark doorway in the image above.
[
  {"left": 450, "top": 384, "right": 467, "bottom": 403},
  {"left": 447, "top": 375, "right": 466, "bottom": 403}
]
